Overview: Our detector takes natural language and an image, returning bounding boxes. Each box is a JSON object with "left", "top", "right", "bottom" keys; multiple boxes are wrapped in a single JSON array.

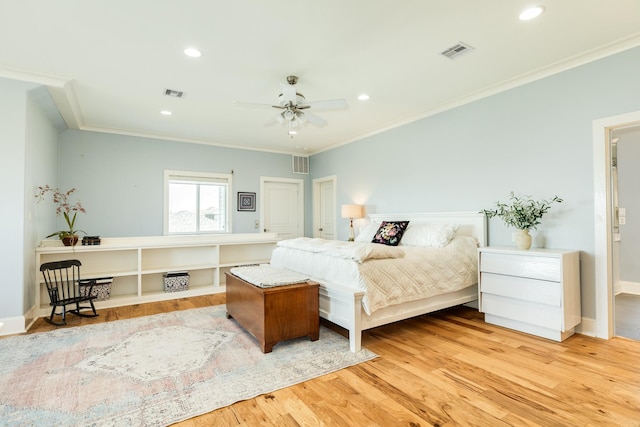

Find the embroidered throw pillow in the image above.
[{"left": 371, "top": 221, "right": 409, "bottom": 246}]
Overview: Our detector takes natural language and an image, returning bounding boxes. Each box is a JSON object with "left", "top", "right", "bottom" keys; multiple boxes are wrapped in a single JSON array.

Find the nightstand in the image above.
[{"left": 478, "top": 246, "right": 581, "bottom": 341}]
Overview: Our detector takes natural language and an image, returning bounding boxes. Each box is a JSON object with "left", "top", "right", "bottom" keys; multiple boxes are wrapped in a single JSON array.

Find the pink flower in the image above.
[{"left": 36, "top": 185, "right": 86, "bottom": 238}]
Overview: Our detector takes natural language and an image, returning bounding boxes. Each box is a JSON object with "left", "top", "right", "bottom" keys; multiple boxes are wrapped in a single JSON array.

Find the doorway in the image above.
[
  {"left": 260, "top": 177, "right": 304, "bottom": 239},
  {"left": 312, "top": 176, "right": 336, "bottom": 239},
  {"left": 611, "top": 126, "right": 640, "bottom": 339},
  {"left": 593, "top": 110, "right": 640, "bottom": 339}
]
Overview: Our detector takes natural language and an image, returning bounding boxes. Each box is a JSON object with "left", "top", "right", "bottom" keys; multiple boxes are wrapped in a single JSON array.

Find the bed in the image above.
[{"left": 270, "top": 211, "right": 487, "bottom": 352}]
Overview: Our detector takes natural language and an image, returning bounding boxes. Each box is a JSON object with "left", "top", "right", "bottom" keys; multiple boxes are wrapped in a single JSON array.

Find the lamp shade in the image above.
[{"left": 341, "top": 204, "right": 363, "bottom": 219}]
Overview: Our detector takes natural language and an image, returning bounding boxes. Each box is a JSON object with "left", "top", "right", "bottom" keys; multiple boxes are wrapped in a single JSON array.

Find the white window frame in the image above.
[{"left": 163, "top": 170, "right": 233, "bottom": 235}]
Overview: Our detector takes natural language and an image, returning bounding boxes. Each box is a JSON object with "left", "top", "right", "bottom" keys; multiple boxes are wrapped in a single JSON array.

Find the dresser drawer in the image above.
[
  {"left": 481, "top": 293, "right": 562, "bottom": 330},
  {"left": 480, "top": 252, "right": 561, "bottom": 281},
  {"left": 481, "top": 272, "right": 561, "bottom": 306}
]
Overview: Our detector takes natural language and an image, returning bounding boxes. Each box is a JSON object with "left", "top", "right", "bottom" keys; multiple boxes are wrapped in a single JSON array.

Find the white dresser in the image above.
[{"left": 478, "top": 246, "right": 581, "bottom": 341}]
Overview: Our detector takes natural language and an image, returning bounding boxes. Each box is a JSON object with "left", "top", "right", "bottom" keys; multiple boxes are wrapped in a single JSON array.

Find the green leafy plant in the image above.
[
  {"left": 480, "top": 192, "right": 562, "bottom": 231},
  {"left": 36, "top": 185, "right": 86, "bottom": 239}
]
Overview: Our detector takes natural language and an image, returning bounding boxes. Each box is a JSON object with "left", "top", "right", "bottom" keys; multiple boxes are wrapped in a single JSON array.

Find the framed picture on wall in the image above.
[{"left": 237, "top": 192, "right": 256, "bottom": 212}]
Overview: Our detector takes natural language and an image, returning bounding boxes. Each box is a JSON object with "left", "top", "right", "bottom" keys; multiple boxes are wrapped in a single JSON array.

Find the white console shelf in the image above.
[{"left": 35, "top": 233, "right": 279, "bottom": 317}]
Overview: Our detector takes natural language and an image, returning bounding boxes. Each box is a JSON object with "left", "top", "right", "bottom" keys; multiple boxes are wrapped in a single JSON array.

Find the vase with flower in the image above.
[
  {"left": 36, "top": 185, "right": 86, "bottom": 246},
  {"left": 480, "top": 191, "right": 562, "bottom": 250}
]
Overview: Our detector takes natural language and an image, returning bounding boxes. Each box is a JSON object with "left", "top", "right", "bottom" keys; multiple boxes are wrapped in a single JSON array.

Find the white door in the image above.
[
  {"left": 260, "top": 177, "right": 304, "bottom": 239},
  {"left": 313, "top": 176, "right": 336, "bottom": 239}
]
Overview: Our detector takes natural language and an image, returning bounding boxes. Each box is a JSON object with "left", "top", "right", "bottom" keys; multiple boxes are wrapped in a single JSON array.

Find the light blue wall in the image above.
[
  {"left": 25, "top": 88, "right": 60, "bottom": 314},
  {"left": 5, "top": 46, "right": 640, "bottom": 325},
  {"left": 0, "top": 78, "right": 56, "bottom": 320},
  {"left": 310, "top": 46, "right": 640, "bottom": 319},
  {"left": 0, "top": 78, "right": 29, "bottom": 319},
  {"left": 57, "top": 130, "right": 304, "bottom": 237}
]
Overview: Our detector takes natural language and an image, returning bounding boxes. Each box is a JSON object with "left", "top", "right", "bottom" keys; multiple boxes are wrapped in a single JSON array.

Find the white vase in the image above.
[{"left": 514, "top": 229, "right": 532, "bottom": 250}]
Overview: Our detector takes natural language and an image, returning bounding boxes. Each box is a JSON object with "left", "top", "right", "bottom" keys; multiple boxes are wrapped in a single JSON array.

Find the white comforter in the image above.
[
  {"left": 270, "top": 236, "right": 478, "bottom": 315},
  {"left": 276, "top": 237, "right": 405, "bottom": 262}
]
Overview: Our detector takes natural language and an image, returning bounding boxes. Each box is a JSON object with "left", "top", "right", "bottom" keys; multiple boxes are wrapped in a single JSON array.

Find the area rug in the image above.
[{"left": 0, "top": 305, "right": 376, "bottom": 427}]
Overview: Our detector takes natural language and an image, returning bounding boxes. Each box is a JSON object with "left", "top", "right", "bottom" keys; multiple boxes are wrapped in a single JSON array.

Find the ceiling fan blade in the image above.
[
  {"left": 305, "top": 111, "right": 327, "bottom": 127},
  {"left": 301, "top": 98, "right": 348, "bottom": 110},
  {"left": 280, "top": 83, "right": 297, "bottom": 104},
  {"left": 234, "top": 101, "right": 283, "bottom": 109}
]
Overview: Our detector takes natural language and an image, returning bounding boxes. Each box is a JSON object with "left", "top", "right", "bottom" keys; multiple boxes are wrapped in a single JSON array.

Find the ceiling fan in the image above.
[{"left": 237, "top": 75, "right": 348, "bottom": 137}]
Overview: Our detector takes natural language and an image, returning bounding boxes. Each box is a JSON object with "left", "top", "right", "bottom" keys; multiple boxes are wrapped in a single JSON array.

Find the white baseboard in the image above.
[
  {"left": 575, "top": 316, "right": 597, "bottom": 337},
  {"left": 0, "top": 316, "right": 27, "bottom": 336},
  {"left": 615, "top": 281, "right": 640, "bottom": 296}
]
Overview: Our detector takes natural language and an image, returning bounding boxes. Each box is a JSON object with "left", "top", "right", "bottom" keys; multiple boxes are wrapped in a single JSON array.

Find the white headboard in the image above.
[{"left": 367, "top": 211, "right": 487, "bottom": 247}]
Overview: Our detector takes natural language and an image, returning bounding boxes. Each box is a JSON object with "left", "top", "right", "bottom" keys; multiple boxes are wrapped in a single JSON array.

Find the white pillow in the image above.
[
  {"left": 399, "top": 223, "right": 460, "bottom": 247},
  {"left": 354, "top": 222, "right": 380, "bottom": 242}
]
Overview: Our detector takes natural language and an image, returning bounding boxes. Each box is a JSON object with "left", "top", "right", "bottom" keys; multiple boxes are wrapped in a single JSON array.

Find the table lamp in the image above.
[{"left": 341, "top": 204, "right": 363, "bottom": 241}]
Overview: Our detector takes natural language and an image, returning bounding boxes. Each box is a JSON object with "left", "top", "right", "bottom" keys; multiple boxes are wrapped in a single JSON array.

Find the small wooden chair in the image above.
[{"left": 40, "top": 259, "right": 99, "bottom": 325}]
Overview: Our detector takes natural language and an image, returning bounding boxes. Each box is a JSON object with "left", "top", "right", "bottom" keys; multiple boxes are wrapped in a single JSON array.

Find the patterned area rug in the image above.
[{"left": 0, "top": 305, "right": 376, "bottom": 426}]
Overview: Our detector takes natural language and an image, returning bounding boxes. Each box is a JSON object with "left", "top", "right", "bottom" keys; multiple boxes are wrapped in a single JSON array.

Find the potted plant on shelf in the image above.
[
  {"left": 36, "top": 185, "right": 86, "bottom": 246},
  {"left": 480, "top": 191, "right": 562, "bottom": 250}
]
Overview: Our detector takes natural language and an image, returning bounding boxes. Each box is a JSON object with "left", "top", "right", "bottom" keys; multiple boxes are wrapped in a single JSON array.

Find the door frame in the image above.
[
  {"left": 312, "top": 175, "right": 337, "bottom": 238},
  {"left": 259, "top": 176, "right": 304, "bottom": 236},
  {"left": 593, "top": 110, "right": 640, "bottom": 339}
]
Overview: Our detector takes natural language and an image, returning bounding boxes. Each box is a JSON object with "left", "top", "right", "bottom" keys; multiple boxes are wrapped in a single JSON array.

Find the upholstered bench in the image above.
[{"left": 225, "top": 265, "right": 319, "bottom": 353}]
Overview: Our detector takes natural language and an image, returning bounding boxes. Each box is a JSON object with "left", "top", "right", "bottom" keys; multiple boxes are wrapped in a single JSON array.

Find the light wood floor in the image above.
[{"left": 25, "top": 296, "right": 640, "bottom": 426}]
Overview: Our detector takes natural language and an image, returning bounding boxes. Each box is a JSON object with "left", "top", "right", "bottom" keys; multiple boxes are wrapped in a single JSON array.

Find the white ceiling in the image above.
[{"left": 2, "top": 1, "right": 640, "bottom": 155}]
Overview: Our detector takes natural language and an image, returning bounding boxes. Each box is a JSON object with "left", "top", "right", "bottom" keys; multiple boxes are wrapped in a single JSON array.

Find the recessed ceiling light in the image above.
[
  {"left": 519, "top": 6, "right": 544, "bottom": 21},
  {"left": 160, "top": 110, "right": 172, "bottom": 116},
  {"left": 358, "top": 94, "right": 370, "bottom": 101},
  {"left": 184, "top": 47, "right": 202, "bottom": 58}
]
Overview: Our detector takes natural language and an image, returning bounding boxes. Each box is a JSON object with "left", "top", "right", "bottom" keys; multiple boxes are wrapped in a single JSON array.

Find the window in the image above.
[{"left": 164, "top": 170, "right": 232, "bottom": 234}]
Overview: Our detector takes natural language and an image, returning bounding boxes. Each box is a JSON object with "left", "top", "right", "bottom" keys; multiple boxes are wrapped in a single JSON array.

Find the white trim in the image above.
[
  {"left": 575, "top": 316, "right": 597, "bottom": 338},
  {"left": 616, "top": 281, "right": 640, "bottom": 296},
  {"left": 312, "top": 175, "right": 337, "bottom": 239},
  {"left": 593, "top": 110, "right": 640, "bottom": 339},
  {"left": 0, "top": 316, "right": 27, "bottom": 337}
]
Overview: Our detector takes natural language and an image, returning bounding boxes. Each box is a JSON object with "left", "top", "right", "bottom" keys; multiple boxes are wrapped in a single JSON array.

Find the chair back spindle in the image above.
[{"left": 39, "top": 259, "right": 98, "bottom": 325}]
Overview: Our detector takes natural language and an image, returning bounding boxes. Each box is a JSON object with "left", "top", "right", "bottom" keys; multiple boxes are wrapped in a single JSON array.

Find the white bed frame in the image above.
[{"left": 316, "top": 211, "right": 487, "bottom": 352}]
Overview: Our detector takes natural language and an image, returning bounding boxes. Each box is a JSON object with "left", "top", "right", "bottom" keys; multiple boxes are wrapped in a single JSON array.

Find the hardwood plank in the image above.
[{"left": 14, "top": 296, "right": 640, "bottom": 426}]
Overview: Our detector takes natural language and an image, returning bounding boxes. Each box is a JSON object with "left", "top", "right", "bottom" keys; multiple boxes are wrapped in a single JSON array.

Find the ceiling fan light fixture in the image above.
[{"left": 283, "top": 109, "right": 295, "bottom": 120}]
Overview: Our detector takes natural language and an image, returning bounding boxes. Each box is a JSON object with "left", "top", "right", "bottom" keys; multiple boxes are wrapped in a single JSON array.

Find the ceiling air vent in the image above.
[
  {"left": 292, "top": 155, "right": 309, "bottom": 174},
  {"left": 441, "top": 42, "right": 474, "bottom": 59},
  {"left": 163, "top": 88, "right": 185, "bottom": 98}
]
